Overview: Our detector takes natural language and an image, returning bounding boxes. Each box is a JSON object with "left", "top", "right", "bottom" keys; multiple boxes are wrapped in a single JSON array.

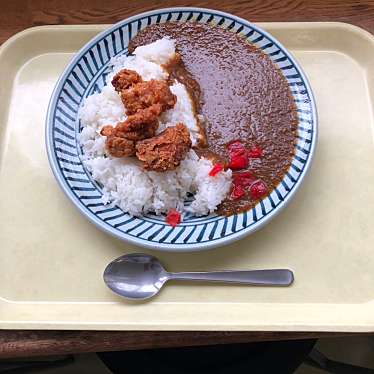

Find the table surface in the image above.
[{"left": 1, "top": 0, "right": 374, "bottom": 359}]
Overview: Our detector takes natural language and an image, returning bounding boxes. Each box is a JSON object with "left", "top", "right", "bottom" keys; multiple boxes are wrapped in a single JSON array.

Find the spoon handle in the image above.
[{"left": 168, "top": 269, "right": 294, "bottom": 286}]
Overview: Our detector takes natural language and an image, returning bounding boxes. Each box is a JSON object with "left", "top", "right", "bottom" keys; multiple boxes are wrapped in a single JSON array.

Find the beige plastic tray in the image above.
[{"left": 1, "top": 22, "right": 374, "bottom": 331}]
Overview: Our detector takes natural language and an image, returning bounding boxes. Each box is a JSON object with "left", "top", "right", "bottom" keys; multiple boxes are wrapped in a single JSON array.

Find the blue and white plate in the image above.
[{"left": 46, "top": 7, "right": 317, "bottom": 252}]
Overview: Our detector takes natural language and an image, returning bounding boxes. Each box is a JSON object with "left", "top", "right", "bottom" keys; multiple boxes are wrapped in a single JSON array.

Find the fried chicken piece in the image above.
[
  {"left": 115, "top": 104, "right": 162, "bottom": 134},
  {"left": 111, "top": 69, "right": 142, "bottom": 92},
  {"left": 121, "top": 79, "right": 176, "bottom": 115},
  {"left": 100, "top": 125, "right": 115, "bottom": 137},
  {"left": 100, "top": 117, "right": 158, "bottom": 158},
  {"left": 136, "top": 123, "right": 192, "bottom": 172},
  {"left": 105, "top": 104, "right": 160, "bottom": 143},
  {"left": 119, "top": 121, "right": 158, "bottom": 141},
  {"left": 105, "top": 136, "right": 136, "bottom": 157}
]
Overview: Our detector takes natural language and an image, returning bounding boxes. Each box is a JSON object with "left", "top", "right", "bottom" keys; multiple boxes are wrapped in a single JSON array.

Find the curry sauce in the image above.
[{"left": 130, "top": 22, "right": 298, "bottom": 215}]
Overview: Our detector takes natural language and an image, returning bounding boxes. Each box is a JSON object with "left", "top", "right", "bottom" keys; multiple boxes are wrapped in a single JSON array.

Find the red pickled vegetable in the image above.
[
  {"left": 228, "top": 151, "right": 248, "bottom": 170},
  {"left": 231, "top": 184, "right": 245, "bottom": 200},
  {"left": 227, "top": 141, "right": 266, "bottom": 200},
  {"left": 233, "top": 171, "right": 257, "bottom": 188},
  {"left": 227, "top": 141, "right": 249, "bottom": 170},
  {"left": 227, "top": 141, "right": 246, "bottom": 154},
  {"left": 248, "top": 146, "right": 263, "bottom": 158},
  {"left": 250, "top": 180, "right": 268, "bottom": 200},
  {"left": 166, "top": 209, "right": 181, "bottom": 227},
  {"left": 209, "top": 163, "right": 224, "bottom": 177}
]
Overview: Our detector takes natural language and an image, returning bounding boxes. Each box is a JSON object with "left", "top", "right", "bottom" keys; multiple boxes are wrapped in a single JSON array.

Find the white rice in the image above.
[
  {"left": 109, "top": 55, "right": 168, "bottom": 82},
  {"left": 160, "top": 83, "right": 200, "bottom": 146},
  {"left": 78, "top": 38, "right": 232, "bottom": 217},
  {"left": 134, "top": 38, "right": 176, "bottom": 65}
]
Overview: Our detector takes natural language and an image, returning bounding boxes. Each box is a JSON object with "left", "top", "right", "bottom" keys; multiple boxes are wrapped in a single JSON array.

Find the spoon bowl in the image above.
[
  {"left": 104, "top": 253, "right": 169, "bottom": 299},
  {"left": 104, "top": 253, "right": 294, "bottom": 300}
]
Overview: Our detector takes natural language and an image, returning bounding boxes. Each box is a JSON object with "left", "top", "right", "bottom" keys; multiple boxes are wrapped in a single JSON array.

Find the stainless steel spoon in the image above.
[{"left": 103, "top": 253, "right": 294, "bottom": 300}]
